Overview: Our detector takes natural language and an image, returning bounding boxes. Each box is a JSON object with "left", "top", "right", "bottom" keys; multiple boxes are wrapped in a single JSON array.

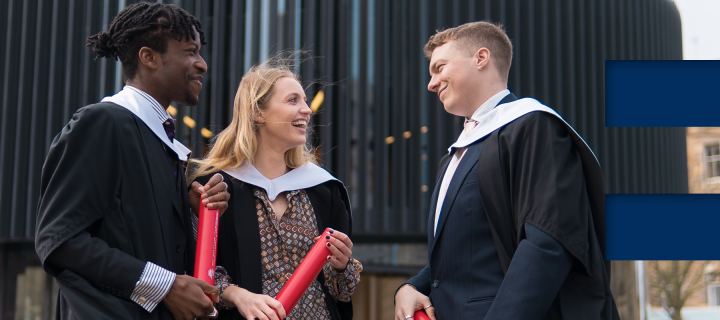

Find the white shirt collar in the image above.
[
  {"left": 455, "top": 89, "right": 510, "bottom": 143},
  {"left": 222, "top": 162, "right": 338, "bottom": 201},
  {"left": 101, "top": 86, "right": 191, "bottom": 161},
  {"left": 125, "top": 86, "right": 173, "bottom": 123},
  {"left": 468, "top": 89, "right": 511, "bottom": 123},
  {"left": 470, "top": 89, "right": 510, "bottom": 121}
]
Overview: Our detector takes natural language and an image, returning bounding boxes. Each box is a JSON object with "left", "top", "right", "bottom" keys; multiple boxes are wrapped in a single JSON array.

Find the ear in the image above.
[
  {"left": 137, "top": 47, "right": 162, "bottom": 71},
  {"left": 253, "top": 111, "right": 265, "bottom": 124},
  {"left": 474, "top": 47, "right": 490, "bottom": 71}
]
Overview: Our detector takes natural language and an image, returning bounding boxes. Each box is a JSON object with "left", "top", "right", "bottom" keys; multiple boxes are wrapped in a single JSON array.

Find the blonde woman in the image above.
[{"left": 188, "top": 57, "right": 361, "bottom": 320}]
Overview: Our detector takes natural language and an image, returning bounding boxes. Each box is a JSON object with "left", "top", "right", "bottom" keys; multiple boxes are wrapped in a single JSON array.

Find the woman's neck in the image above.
[{"left": 253, "top": 140, "right": 290, "bottom": 180}]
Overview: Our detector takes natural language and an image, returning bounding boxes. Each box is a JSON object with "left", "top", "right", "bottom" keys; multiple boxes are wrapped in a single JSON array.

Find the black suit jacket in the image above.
[
  {"left": 35, "top": 103, "right": 194, "bottom": 319},
  {"left": 194, "top": 171, "right": 353, "bottom": 320}
]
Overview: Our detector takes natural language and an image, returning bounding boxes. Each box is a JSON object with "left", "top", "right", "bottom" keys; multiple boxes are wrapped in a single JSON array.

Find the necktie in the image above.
[
  {"left": 163, "top": 118, "right": 176, "bottom": 142},
  {"left": 162, "top": 118, "right": 178, "bottom": 180},
  {"left": 464, "top": 119, "right": 478, "bottom": 133},
  {"left": 434, "top": 119, "right": 478, "bottom": 234}
]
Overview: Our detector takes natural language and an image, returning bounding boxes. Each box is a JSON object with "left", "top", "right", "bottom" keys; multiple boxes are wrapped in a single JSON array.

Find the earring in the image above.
[{"left": 478, "top": 66, "right": 483, "bottom": 71}]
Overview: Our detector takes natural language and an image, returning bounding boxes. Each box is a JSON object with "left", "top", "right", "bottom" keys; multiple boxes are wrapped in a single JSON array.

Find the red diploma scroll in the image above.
[
  {"left": 193, "top": 204, "right": 220, "bottom": 291},
  {"left": 275, "top": 228, "right": 333, "bottom": 315},
  {"left": 414, "top": 310, "right": 431, "bottom": 320}
]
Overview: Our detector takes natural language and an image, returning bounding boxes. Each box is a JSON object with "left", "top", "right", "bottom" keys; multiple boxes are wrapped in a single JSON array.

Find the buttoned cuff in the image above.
[{"left": 130, "top": 262, "right": 176, "bottom": 312}]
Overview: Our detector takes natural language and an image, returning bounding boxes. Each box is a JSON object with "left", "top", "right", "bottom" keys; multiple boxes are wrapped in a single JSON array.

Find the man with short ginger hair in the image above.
[{"left": 394, "top": 21, "right": 619, "bottom": 320}]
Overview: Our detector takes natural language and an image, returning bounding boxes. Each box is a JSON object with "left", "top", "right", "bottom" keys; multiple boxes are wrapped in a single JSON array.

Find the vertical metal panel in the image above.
[
  {"left": 407, "top": 0, "right": 422, "bottom": 233},
  {"left": 0, "top": 0, "right": 19, "bottom": 239},
  {"left": 9, "top": 0, "right": 33, "bottom": 239},
  {"left": 210, "top": 0, "right": 226, "bottom": 134},
  {"left": 374, "top": 0, "right": 389, "bottom": 232},
  {"left": 355, "top": 0, "right": 369, "bottom": 233},
  {"left": 0, "top": 0, "right": 690, "bottom": 243},
  {"left": 25, "top": 0, "right": 49, "bottom": 238}
]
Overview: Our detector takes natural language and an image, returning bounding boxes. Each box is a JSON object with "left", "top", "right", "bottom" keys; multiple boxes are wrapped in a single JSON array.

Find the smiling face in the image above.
[
  {"left": 256, "top": 77, "right": 312, "bottom": 152},
  {"left": 157, "top": 29, "right": 207, "bottom": 106},
  {"left": 427, "top": 41, "right": 484, "bottom": 117}
]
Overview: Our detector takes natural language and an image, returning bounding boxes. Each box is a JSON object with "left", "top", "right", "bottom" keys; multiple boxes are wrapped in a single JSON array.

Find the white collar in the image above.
[
  {"left": 222, "top": 162, "right": 338, "bottom": 201},
  {"left": 101, "top": 86, "right": 191, "bottom": 161},
  {"left": 470, "top": 89, "right": 511, "bottom": 121},
  {"left": 459, "top": 89, "right": 510, "bottom": 138},
  {"left": 447, "top": 97, "right": 599, "bottom": 164}
]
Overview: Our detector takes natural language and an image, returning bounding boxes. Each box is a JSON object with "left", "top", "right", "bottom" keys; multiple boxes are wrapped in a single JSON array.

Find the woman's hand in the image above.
[
  {"left": 323, "top": 229, "right": 354, "bottom": 271},
  {"left": 222, "top": 286, "right": 286, "bottom": 320}
]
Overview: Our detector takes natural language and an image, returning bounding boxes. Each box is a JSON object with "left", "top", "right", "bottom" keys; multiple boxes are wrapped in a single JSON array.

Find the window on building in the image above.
[
  {"left": 705, "top": 144, "right": 720, "bottom": 180},
  {"left": 708, "top": 282, "right": 720, "bottom": 306}
]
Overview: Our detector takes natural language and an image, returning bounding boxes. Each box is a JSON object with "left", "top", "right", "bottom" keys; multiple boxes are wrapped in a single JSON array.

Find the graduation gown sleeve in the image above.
[
  {"left": 484, "top": 223, "right": 574, "bottom": 319},
  {"left": 35, "top": 105, "right": 146, "bottom": 299}
]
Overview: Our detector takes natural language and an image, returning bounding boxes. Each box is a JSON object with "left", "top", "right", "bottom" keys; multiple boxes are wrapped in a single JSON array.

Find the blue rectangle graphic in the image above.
[
  {"left": 605, "top": 60, "right": 720, "bottom": 127},
  {"left": 606, "top": 194, "right": 720, "bottom": 260}
]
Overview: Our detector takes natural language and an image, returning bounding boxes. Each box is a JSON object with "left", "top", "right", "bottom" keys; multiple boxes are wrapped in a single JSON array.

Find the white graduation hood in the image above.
[
  {"left": 223, "top": 162, "right": 339, "bottom": 201},
  {"left": 449, "top": 97, "right": 599, "bottom": 165}
]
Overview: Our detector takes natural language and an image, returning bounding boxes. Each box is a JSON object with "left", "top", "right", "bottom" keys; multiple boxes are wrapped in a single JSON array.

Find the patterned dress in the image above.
[{"left": 216, "top": 187, "right": 362, "bottom": 319}]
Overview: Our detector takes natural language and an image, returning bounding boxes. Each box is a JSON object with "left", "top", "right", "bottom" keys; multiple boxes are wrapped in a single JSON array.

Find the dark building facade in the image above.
[{"left": 0, "top": 0, "right": 684, "bottom": 318}]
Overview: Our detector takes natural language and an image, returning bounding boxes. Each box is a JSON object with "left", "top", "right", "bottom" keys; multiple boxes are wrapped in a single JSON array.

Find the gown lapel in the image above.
[
  {"left": 232, "top": 180, "right": 264, "bottom": 294},
  {"left": 428, "top": 155, "right": 451, "bottom": 247},
  {"left": 136, "top": 121, "right": 181, "bottom": 266},
  {"left": 430, "top": 143, "right": 481, "bottom": 255}
]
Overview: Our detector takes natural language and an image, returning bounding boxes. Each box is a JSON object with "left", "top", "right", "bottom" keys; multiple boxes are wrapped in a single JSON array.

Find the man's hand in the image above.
[
  {"left": 189, "top": 173, "right": 230, "bottom": 217},
  {"left": 395, "top": 285, "right": 436, "bottom": 320},
  {"left": 163, "top": 275, "right": 219, "bottom": 320}
]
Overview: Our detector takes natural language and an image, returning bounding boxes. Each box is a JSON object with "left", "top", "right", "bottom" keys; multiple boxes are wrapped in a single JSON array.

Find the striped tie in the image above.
[{"left": 161, "top": 118, "right": 178, "bottom": 179}]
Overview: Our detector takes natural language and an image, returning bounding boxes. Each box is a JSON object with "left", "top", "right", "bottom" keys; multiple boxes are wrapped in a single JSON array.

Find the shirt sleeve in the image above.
[
  {"left": 191, "top": 209, "right": 199, "bottom": 241},
  {"left": 213, "top": 266, "right": 236, "bottom": 310},
  {"left": 130, "top": 262, "right": 177, "bottom": 312},
  {"left": 322, "top": 258, "right": 363, "bottom": 302}
]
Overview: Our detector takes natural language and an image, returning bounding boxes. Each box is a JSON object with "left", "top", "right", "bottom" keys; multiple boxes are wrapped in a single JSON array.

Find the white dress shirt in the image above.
[{"left": 433, "top": 89, "right": 510, "bottom": 234}]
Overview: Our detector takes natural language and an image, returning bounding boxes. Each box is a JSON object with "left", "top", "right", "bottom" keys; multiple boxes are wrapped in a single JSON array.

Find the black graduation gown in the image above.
[
  {"left": 467, "top": 110, "right": 619, "bottom": 319},
  {"left": 35, "top": 103, "right": 194, "bottom": 319},
  {"left": 194, "top": 171, "right": 354, "bottom": 320}
]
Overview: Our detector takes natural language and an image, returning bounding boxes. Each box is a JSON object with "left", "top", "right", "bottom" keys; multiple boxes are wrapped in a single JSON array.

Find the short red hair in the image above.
[{"left": 424, "top": 21, "right": 513, "bottom": 81}]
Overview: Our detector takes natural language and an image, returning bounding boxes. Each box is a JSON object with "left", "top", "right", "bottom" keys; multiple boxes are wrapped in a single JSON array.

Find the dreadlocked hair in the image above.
[{"left": 86, "top": 2, "right": 206, "bottom": 82}]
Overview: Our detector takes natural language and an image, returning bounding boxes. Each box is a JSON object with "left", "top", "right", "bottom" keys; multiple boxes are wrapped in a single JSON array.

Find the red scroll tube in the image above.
[
  {"left": 274, "top": 228, "right": 333, "bottom": 315},
  {"left": 194, "top": 204, "right": 220, "bottom": 294},
  {"left": 414, "top": 310, "right": 431, "bottom": 320}
]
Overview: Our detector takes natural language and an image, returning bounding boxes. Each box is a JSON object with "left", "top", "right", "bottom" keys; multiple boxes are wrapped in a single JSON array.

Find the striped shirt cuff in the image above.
[
  {"left": 130, "top": 262, "right": 176, "bottom": 312},
  {"left": 191, "top": 211, "right": 199, "bottom": 241}
]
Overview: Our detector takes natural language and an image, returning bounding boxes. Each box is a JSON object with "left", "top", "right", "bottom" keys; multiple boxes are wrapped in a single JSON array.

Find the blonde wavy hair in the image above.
[{"left": 187, "top": 53, "right": 318, "bottom": 182}]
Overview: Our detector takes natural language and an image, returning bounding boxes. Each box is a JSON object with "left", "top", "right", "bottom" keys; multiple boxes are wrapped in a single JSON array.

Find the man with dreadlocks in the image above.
[{"left": 35, "top": 3, "right": 230, "bottom": 319}]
